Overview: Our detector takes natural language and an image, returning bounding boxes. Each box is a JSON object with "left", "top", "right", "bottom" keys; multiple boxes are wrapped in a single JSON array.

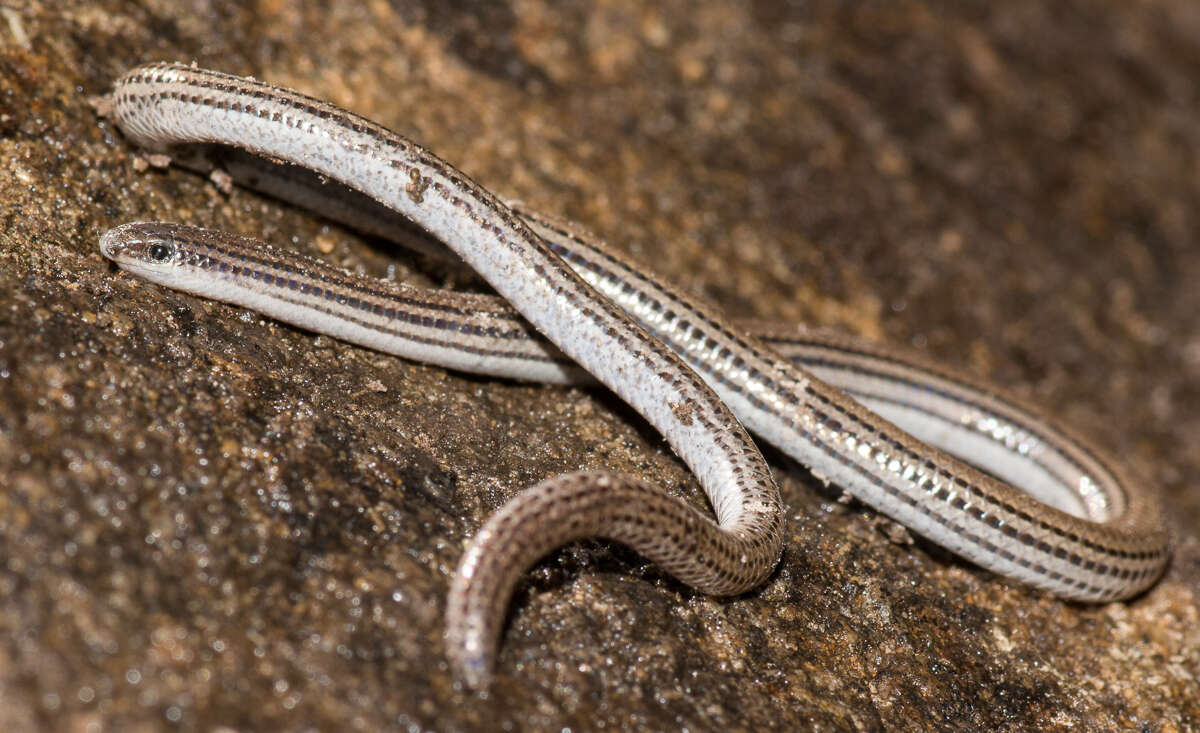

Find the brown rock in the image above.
[{"left": 0, "top": 1, "right": 1197, "bottom": 729}]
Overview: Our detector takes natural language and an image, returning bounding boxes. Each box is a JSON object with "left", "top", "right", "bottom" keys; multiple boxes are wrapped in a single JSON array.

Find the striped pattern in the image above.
[{"left": 103, "top": 63, "right": 1169, "bottom": 688}]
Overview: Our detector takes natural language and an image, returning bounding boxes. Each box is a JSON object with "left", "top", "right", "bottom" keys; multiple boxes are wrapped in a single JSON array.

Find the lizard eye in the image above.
[{"left": 148, "top": 242, "right": 175, "bottom": 263}]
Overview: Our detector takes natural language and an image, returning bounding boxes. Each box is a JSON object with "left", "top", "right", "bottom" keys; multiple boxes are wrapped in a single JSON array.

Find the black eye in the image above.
[{"left": 148, "top": 242, "right": 174, "bottom": 263}]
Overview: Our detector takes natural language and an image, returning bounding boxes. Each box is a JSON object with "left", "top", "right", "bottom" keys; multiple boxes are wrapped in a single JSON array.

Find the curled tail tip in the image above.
[
  {"left": 444, "top": 608, "right": 498, "bottom": 692},
  {"left": 448, "top": 647, "right": 495, "bottom": 692}
]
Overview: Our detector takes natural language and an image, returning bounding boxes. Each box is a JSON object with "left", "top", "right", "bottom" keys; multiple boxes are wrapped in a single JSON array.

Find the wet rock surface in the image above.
[{"left": 1, "top": 1, "right": 1198, "bottom": 729}]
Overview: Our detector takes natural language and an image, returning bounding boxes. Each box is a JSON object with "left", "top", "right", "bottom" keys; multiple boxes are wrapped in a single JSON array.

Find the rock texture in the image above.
[{"left": 1, "top": 1, "right": 1198, "bottom": 730}]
